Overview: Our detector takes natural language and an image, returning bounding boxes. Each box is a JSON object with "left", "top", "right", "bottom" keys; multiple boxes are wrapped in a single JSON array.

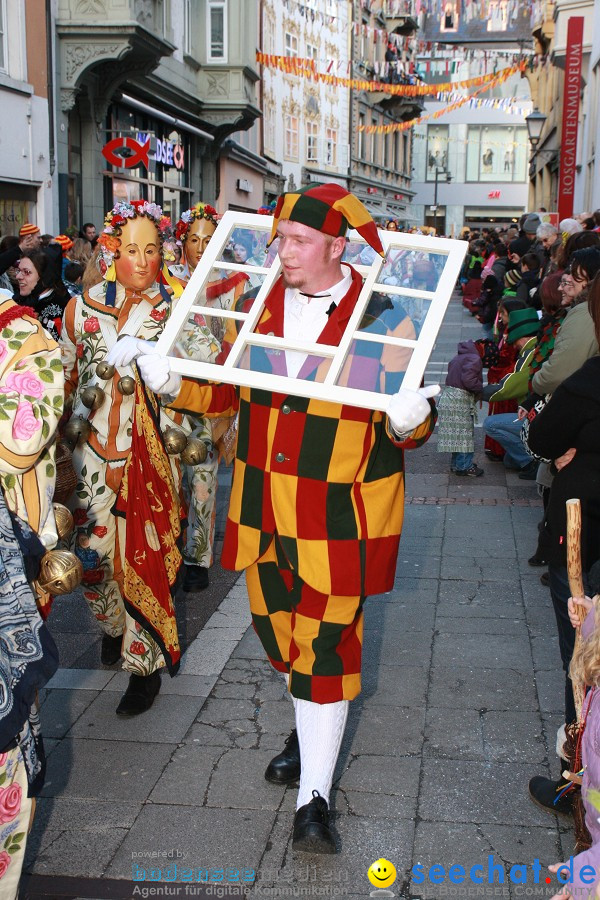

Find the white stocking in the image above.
[
  {"left": 295, "top": 697, "right": 349, "bottom": 809},
  {"left": 281, "top": 671, "right": 297, "bottom": 711}
]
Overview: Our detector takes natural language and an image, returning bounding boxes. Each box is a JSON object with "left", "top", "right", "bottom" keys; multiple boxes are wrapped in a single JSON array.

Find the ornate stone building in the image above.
[
  {"left": 0, "top": 0, "right": 53, "bottom": 233},
  {"left": 55, "top": 0, "right": 262, "bottom": 228}
]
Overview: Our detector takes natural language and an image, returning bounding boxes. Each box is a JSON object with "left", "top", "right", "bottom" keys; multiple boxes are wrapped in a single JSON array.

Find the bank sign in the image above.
[{"left": 136, "top": 133, "right": 185, "bottom": 171}]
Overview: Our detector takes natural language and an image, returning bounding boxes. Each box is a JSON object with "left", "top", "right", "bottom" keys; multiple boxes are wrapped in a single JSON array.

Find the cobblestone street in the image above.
[{"left": 21, "top": 294, "right": 573, "bottom": 900}]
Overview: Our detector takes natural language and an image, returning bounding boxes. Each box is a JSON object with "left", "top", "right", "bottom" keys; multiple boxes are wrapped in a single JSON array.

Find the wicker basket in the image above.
[{"left": 53, "top": 441, "right": 77, "bottom": 505}]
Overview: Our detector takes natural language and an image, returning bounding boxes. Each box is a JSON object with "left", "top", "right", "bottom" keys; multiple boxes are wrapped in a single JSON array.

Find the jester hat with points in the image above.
[{"left": 268, "top": 183, "right": 384, "bottom": 256}]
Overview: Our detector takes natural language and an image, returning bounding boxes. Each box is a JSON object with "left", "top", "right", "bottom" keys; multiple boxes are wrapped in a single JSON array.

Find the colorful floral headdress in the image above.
[
  {"left": 175, "top": 202, "right": 218, "bottom": 243},
  {"left": 97, "top": 199, "right": 182, "bottom": 301}
]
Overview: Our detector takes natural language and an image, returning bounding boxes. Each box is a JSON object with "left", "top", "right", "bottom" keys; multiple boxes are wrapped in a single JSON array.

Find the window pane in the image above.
[{"left": 210, "top": 5, "right": 224, "bottom": 58}]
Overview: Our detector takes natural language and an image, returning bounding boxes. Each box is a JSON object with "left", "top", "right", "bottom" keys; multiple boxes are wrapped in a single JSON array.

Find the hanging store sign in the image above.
[
  {"left": 101, "top": 136, "right": 151, "bottom": 169},
  {"left": 135, "top": 133, "right": 186, "bottom": 172},
  {"left": 558, "top": 17, "right": 584, "bottom": 221}
]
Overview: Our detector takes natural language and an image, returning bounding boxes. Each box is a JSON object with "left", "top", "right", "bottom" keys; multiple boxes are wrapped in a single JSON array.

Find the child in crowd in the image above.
[
  {"left": 549, "top": 568, "right": 600, "bottom": 900},
  {"left": 437, "top": 340, "right": 484, "bottom": 476}
]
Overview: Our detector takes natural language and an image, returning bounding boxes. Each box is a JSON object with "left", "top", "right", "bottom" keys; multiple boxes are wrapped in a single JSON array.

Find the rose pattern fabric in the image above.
[
  {"left": 0, "top": 784, "right": 21, "bottom": 825},
  {"left": 12, "top": 401, "right": 42, "bottom": 441}
]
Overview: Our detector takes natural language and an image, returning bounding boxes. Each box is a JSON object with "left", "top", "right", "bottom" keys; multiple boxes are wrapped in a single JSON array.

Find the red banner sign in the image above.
[{"left": 558, "top": 17, "right": 584, "bottom": 221}]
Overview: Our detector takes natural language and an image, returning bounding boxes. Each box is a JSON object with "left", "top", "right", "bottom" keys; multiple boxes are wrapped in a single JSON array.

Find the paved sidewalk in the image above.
[{"left": 21, "top": 295, "right": 573, "bottom": 900}]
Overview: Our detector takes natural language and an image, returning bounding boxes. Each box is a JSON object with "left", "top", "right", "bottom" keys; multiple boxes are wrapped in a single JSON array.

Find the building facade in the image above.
[
  {"left": 55, "top": 0, "right": 261, "bottom": 232},
  {"left": 348, "top": 0, "right": 422, "bottom": 224},
  {"left": 0, "top": 0, "right": 53, "bottom": 234},
  {"left": 411, "top": 72, "right": 531, "bottom": 235},
  {"left": 259, "top": 0, "right": 352, "bottom": 196},
  {"left": 526, "top": 0, "right": 594, "bottom": 214}
]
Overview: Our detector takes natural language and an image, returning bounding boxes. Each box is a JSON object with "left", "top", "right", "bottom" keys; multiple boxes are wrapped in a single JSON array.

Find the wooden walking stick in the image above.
[{"left": 564, "top": 498, "right": 592, "bottom": 851}]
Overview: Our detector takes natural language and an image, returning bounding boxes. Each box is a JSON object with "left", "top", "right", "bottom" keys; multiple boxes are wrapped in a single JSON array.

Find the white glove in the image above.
[
  {"left": 387, "top": 385, "right": 440, "bottom": 435},
  {"left": 138, "top": 353, "right": 182, "bottom": 397},
  {"left": 105, "top": 337, "right": 156, "bottom": 368}
]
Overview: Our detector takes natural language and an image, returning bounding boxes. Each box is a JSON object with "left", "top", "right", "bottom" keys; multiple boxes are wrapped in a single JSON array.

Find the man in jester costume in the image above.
[
  {"left": 60, "top": 200, "right": 189, "bottom": 716},
  {"left": 128, "top": 184, "right": 438, "bottom": 850},
  {"left": 173, "top": 202, "right": 249, "bottom": 592}
]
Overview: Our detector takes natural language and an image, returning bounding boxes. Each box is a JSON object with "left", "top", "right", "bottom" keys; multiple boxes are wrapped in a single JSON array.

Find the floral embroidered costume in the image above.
[
  {"left": 0, "top": 294, "right": 64, "bottom": 620},
  {"left": 59, "top": 202, "right": 188, "bottom": 693},
  {"left": 174, "top": 203, "right": 248, "bottom": 585}
]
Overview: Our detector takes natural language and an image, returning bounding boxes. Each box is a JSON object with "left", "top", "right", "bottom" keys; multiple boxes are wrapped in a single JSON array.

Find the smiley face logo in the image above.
[{"left": 368, "top": 859, "right": 397, "bottom": 889}]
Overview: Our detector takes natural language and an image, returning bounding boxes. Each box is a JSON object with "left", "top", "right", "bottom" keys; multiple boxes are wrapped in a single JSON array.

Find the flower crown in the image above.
[
  {"left": 97, "top": 200, "right": 172, "bottom": 272},
  {"left": 175, "top": 202, "right": 218, "bottom": 243}
]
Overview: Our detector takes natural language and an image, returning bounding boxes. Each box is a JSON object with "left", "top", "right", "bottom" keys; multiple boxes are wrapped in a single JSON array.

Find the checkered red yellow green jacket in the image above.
[{"left": 173, "top": 268, "right": 436, "bottom": 596}]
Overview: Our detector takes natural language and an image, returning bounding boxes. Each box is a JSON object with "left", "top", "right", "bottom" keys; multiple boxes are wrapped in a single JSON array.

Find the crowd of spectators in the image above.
[{"left": 447, "top": 208, "right": 600, "bottom": 894}]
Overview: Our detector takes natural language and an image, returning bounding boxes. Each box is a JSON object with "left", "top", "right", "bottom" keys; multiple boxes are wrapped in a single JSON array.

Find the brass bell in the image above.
[
  {"left": 80, "top": 385, "right": 105, "bottom": 410},
  {"left": 63, "top": 415, "right": 91, "bottom": 447},
  {"left": 163, "top": 427, "right": 188, "bottom": 455},
  {"left": 36, "top": 549, "right": 83, "bottom": 596},
  {"left": 117, "top": 376, "right": 136, "bottom": 395},
  {"left": 52, "top": 503, "right": 74, "bottom": 542},
  {"left": 180, "top": 436, "right": 208, "bottom": 466},
  {"left": 96, "top": 361, "right": 116, "bottom": 380}
]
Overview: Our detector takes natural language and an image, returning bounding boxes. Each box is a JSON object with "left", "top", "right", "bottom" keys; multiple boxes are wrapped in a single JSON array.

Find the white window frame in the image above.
[
  {"left": 284, "top": 114, "right": 299, "bottom": 160},
  {"left": 157, "top": 211, "right": 468, "bottom": 412},
  {"left": 207, "top": 0, "right": 227, "bottom": 63},
  {"left": 284, "top": 32, "right": 298, "bottom": 59},
  {"left": 0, "top": 0, "right": 8, "bottom": 74},
  {"left": 325, "top": 128, "right": 337, "bottom": 166},
  {"left": 306, "top": 120, "right": 319, "bottom": 162}
]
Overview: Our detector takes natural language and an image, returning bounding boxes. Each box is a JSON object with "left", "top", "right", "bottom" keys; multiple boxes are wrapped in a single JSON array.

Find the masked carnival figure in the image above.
[
  {"left": 172, "top": 202, "right": 249, "bottom": 591},
  {"left": 60, "top": 200, "right": 189, "bottom": 716}
]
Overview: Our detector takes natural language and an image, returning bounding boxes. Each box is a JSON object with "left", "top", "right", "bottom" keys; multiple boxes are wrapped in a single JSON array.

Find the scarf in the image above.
[
  {"left": 113, "top": 371, "right": 184, "bottom": 674},
  {"left": 0, "top": 492, "right": 58, "bottom": 794}
]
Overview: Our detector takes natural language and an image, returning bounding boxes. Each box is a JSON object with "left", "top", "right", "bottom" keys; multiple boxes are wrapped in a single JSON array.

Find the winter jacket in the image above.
[
  {"left": 531, "top": 301, "right": 599, "bottom": 396},
  {"left": 445, "top": 341, "right": 483, "bottom": 394},
  {"left": 525, "top": 356, "right": 600, "bottom": 570},
  {"left": 482, "top": 338, "right": 537, "bottom": 404}
]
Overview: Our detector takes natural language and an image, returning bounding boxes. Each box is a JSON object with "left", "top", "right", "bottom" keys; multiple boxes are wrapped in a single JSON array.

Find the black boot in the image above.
[
  {"left": 265, "top": 729, "right": 301, "bottom": 784},
  {"left": 116, "top": 671, "right": 161, "bottom": 717},
  {"left": 528, "top": 766, "right": 575, "bottom": 819},
  {"left": 183, "top": 565, "right": 209, "bottom": 592},
  {"left": 292, "top": 791, "right": 336, "bottom": 854},
  {"left": 101, "top": 633, "right": 123, "bottom": 666}
]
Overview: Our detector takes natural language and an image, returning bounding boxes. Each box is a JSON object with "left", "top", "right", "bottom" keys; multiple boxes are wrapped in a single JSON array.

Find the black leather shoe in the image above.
[
  {"left": 265, "top": 729, "right": 301, "bottom": 784},
  {"left": 528, "top": 774, "right": 574, "bottom": 818},
  {"left": 183, "top": 565, "right": 209, "bottom": 592},
  {"left": 292, "top": 791, "right": 336, "bottom": 854},
  {"left": 101, "top": 633, "right": 123, "bottom": 666},
  {"left": 116, "top": 671, "right": 161, "bottom": 717},
  {"left": 518, "top": 461, "right": 538, "bottom": 480},
  {"left": 528, "top": 554, "right": 548, "bottom": 567}
]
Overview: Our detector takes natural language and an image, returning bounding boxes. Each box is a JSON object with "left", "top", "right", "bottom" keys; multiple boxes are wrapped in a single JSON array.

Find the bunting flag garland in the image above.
[
  {"left": 256, "top": 53, "right": 526, "bottom": 97},
  {"left": 357, "top": 64, "right": 522, "bottom": 133}
]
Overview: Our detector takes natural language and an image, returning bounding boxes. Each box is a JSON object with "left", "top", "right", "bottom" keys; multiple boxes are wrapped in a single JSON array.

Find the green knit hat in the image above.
[{"left": 506, "top": 308, "right": 539, "bottom": 343}]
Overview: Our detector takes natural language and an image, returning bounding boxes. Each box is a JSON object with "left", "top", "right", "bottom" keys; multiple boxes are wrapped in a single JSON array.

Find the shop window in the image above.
[
  {"left": 207, "top": 0, "right": 227, "bottom": 62},
  {"left": 284, "top": 115, "right": 299, "bottom": 160},
  {"left": 325, "top": 128, "right": 337, "bottom": 167},
  {"left": 306, "top": 120, "right": 319, "bottom": 162},
  {"left": 466, "top": 125, "right": 527, "bottom": 182},
  {"left": 426, "top": 125, "right": 449, "bottom": 181},
  {"left": 285, "top": 32, "right": 298, "bottom": 59}
]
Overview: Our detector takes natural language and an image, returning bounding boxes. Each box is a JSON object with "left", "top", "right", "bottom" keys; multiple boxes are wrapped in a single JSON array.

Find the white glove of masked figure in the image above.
[
  {"left": 138, "top": 351, "right": 182, "bottom": 397},
  {"left": 386, "top": 385, "right": 440, "bottom": 436},
  {"left": 105, "top": 336, "right": 156, "bottom": 368}
]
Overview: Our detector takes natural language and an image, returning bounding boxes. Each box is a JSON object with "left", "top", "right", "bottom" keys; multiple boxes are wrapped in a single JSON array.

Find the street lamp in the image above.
[
  {"left": 432, "top": 165, "right": 451, "bottom": 235},
  {"left": 525, "top": 108, "right": 547, "bottom": 151}
]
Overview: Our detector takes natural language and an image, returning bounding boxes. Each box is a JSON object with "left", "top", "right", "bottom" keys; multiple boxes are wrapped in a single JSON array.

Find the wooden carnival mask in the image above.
[
  {"left": 184, "top": 217, "right": 216, "bottom": 273},
  {"left": 114, "top": 216, "right": 162, "bottom": 291}
]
